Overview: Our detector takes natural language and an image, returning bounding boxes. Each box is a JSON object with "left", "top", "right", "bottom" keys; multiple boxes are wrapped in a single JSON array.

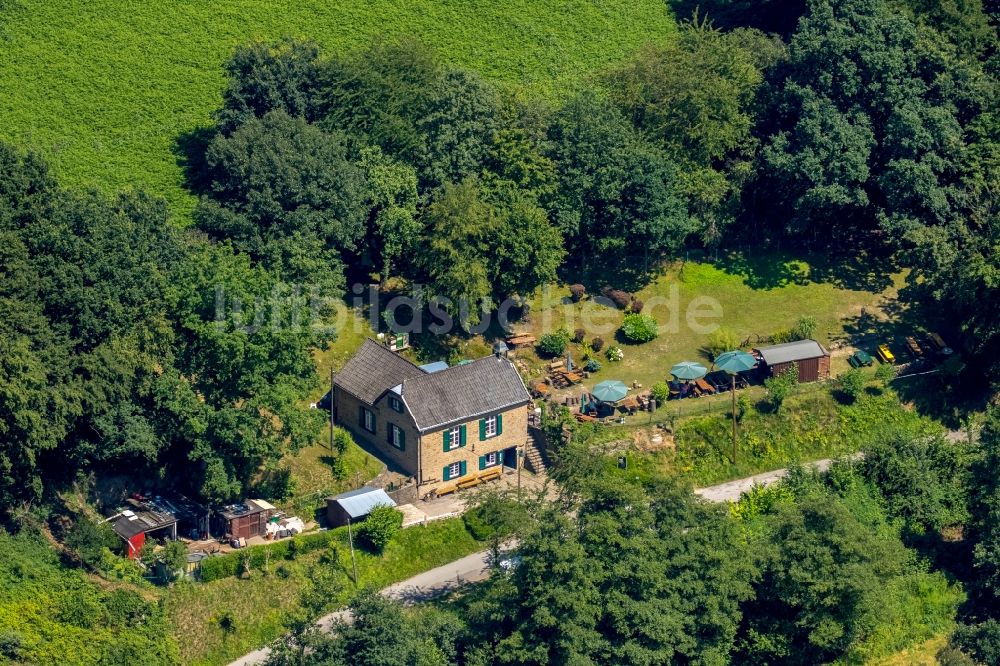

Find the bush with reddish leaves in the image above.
[
  {"left": 591, "top": 337, "right": 605, "bottom": 352},
  {"left": 600, "top": 286, "right": 632, "bottom": 309},
  {"left": 569, "top": 284, "right": 586, "bottom": 302},
  {"left": 573, "top": 328, "right": 586, "bottom": 343},
  {"left": 629, "top": 298, "right": 644, "bottom": 313}
]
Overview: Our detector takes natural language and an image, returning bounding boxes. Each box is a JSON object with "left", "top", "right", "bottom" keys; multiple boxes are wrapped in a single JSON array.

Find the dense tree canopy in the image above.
[{"left": 0, "top": 142, "right": 322, "bottom": 510}]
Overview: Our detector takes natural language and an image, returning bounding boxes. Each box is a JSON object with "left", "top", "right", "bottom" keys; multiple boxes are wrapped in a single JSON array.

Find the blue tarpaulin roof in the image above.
[
  {"left": 330, "top": 487, "right": 396, "bottom": 519},
  {"left": 419, "top": 361, "right": 449, "bottom": 373}
]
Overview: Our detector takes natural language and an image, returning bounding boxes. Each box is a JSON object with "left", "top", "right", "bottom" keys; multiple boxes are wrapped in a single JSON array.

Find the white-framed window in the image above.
[
  {"left": 361, "top": 407, "right": 375, "bottom": 433},
  {"left": 484, "top": 415, "right": 497, "bottom": 438},
  {"left": 448, "top": 462, "right": 462, "bottom": 478},
  {"left": 389, "top": 423, "right": 405, "bottom": 450},
  {"left": 448, "top": 426, "right": 462, "bottom": 450},
  {"left": 389, "top": 396, "right": 404, "bottom": 413},
  {"left": 484, "top": 452, "right": 498, "bottom": 467}
]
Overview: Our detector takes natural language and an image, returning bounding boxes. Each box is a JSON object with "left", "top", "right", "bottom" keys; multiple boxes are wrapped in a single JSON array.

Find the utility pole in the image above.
[
  {"left": 731, "top": 374, "right": 737, "bottom": 464},
  {"left": 347, "top": 517, "right": 358, "bottom": 584},
  {"left": 517, "top": 446, "right": 524, "bottom": 500},
  {"left": 330, "top": 366, "right": 342, "bottom": 451}
]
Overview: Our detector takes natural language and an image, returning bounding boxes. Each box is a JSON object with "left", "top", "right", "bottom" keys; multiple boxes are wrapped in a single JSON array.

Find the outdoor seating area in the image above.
[{"left": 432, "top": 467, "right": 507, "bottom": 498}]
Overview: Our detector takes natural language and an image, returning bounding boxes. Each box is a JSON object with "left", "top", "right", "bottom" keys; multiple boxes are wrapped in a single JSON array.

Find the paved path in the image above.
[
  {"left": 693, "top": 458, "right": 842, "bottom": 503},
  {"left": 229, "top": 458, "right": 857, "bottom": 665}
]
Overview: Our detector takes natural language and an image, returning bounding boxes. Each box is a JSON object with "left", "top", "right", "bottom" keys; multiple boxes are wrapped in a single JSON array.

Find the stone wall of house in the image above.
[
  {"left": 417, "top": 403, "right": 529, "bottom": 497},
  {"left": 333, "top": 389, "right": 420, "bottom": 477}
]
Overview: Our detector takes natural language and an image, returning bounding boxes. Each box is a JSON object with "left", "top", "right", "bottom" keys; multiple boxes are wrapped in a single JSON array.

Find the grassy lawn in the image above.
[
  {"left": 165, "top": 518, "right": 481, "bottom": 666},
  {"left": 0, "top": 0, "right": 675, "bottom": 219},
  {"left": 513, "top": 255, "right": 902, "bottom": 393}
]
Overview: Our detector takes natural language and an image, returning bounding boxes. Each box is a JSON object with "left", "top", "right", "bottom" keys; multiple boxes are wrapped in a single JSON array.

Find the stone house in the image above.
[{"left": 331, "top": 339, "right": 532, "bottom": 497}]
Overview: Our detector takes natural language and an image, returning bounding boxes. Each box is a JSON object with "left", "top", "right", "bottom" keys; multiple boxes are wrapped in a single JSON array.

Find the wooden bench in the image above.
[
  {"left": 435, "top": 483, "right": 459, "bottom": 497},
  {"left": 457, "top": 477, "right": 481, "bottom": 490},
  {"left": 478, "top": 468, "right": 502, "bottom": 483}
]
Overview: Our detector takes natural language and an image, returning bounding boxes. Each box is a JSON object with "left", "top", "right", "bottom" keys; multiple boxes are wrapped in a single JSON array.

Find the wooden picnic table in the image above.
[
  {"left": 694, "top": 378, "right": 716, "bottom": 394},
  {"left": 619, "top": 396, "right": 640, "bottom": 411}
]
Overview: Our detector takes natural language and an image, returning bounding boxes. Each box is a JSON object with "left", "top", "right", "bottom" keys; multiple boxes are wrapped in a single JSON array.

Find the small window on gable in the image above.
[{"left": 389, "top": 396, "right": 404, "bottom": 413}]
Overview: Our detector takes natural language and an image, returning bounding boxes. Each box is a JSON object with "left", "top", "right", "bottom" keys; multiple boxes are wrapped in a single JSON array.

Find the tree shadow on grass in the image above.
[
  {"left": 172, "top": 125, "right": 218, "bottom": 197},
  {"left": 707, "top": 242, "right": 898, "bottom": 292}
]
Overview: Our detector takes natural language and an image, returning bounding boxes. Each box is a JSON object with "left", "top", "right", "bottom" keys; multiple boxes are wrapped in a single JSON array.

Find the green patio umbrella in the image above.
[
  {"left": 592, "top": 380, "right": 628, "bottom": 403},
  {"left": 714, "top": 350, "right": 757, "bottom": 374},
  {"left": 670, "top": 361, "right": 708, "bottom": 381},
  {"left": 712, "top": 350, "right": 756, "bottom": 464}
]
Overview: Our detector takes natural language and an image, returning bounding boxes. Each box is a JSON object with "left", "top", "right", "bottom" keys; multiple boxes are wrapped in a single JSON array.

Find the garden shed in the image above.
[
  {"left": 326, "top": 487, "right": 396, "bottom": 527},
  {"left": 214, "top": 499, "right": 276, "bottom": 540},
  {"left": 754, "top": 339, "right": 831, "bottom": 383}
]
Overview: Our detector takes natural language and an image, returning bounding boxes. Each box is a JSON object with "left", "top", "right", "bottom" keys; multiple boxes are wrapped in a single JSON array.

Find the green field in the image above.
[{"left": 0, "top": 0, "right": 675, "bottom": 218}]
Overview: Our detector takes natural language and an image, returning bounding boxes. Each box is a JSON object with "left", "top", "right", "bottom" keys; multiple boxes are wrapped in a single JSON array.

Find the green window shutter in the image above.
[
  {"left": 479, "top": 419, "right": 486, "bottom": 441},
  {"left": 459, "top": 425, "right": 467, "bottom": 447},
  {"left": 459, "top": 460, "right": 467, "bottom": 477},
  {"left": 443, "top": 465, "right": 450, "bottom": 481},
  {"left": 358, "top": 405, "right": 364, "bottom": 428},
  {"left": 496, "top": 413, "right": 503, "bottom": 436},
  {"left": 443, "top": 430, "right": 450, "bottom": 452},
  {"left": 478, "top": 455, "right": 486, "bottom": 471}
]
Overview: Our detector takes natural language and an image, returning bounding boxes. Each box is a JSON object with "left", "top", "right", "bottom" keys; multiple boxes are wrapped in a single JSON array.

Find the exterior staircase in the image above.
[{"left": 523, "top": 426, "right": 550, "bottom": 475}]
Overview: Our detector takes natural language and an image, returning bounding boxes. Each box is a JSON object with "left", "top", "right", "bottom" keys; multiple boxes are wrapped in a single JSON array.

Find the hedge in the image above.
[{"left": 199, "top": 529, "right": 342, "bottom": 582}]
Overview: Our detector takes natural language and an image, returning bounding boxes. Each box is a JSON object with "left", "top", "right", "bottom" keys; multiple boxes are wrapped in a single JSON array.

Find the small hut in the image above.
[{"left": 754, "top": 339, "right": 831, "bottom": 383}]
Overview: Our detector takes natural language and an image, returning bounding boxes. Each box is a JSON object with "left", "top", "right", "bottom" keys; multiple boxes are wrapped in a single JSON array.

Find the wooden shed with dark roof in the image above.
[{"left": 331, "top": 340, "right": 532, "bottom": 497}]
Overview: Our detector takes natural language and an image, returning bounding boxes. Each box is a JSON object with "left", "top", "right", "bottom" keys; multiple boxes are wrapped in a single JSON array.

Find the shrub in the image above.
[
  {"left": 875, "top": 362, "right": 896, "bottom": 387},
  {"left": 706, "top": 327, "right": 740, "bottom": 359},
  {"left": 790, "top": 315, "right": 818, "bottom": 340},
  {"left": 601, "top": 286, "right": 632, "bottom": 309},
  {"left": 65, "top": 518, "right": 119, "bottom": 568},
  {"left": 572, "top": 327, "right": 586, "bottom": 343},
  {"left": 591, "top": 337, "right": 605, "bottom": 352},
  {"left": 357, "top": 504, "right": 403, "bottom": 554},
  {"left": 651, "top": 381, "right": 670, "bottom": 404},
  {"left": 217, "top": 611, "right": 237, "bottom": 633},
  {"left": 463, "top": 507, "right": 493, "bottom": 541},
  {"left": 764, "top": 364, "right": 798, "bottom": 411},
  {"left": 606, "top": 346, "right": 624, "bottom": 362},
  {"left": 569, "top": 284, "right": 586, "bottom": 302},
  {"left": 537, "top": 329, "right": 570, "bottom": 357},
  {"left": 584, "top": 359, "right": 602, "bottom": 373},
  {"left": 629, "top": 298, "right": 644, "bottom": 313},
  {"left": 0, "top": 632, "right": 22, "bottom": 660},
  {"left": 836, "top": 368, "right": 866, "bottom": 403},
  {"left": 620, "top": 313, "right": 659, "bottom": 343},
  {"left": 198, "top": 529, "right": 342, "bottom": 582}
]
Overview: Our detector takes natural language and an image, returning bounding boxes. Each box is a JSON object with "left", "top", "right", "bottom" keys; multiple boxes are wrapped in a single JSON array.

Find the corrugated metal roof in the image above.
[
  {"left": 330, "top": 487, "right": 396, "bottom": 519},
  {"left": 757, "top": 339, "right": 829, "bottom": 366}
]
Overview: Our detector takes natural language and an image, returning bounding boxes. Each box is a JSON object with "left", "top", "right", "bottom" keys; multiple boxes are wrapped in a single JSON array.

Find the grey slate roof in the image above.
[
  {"left": 329, "top": 487, "right": 396, "bottom": 519},
  {"left": 756, "top": 339, "right": 829, "bottom": 366},
  {"left": 335, "top": 338, "right": 532, "bottom": 433},
  {"left": 334, "top": 339, "right": 426, "bottom": 403},
  {"left": 400, "top": 354, "right": 532, "bottom": 432}
]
